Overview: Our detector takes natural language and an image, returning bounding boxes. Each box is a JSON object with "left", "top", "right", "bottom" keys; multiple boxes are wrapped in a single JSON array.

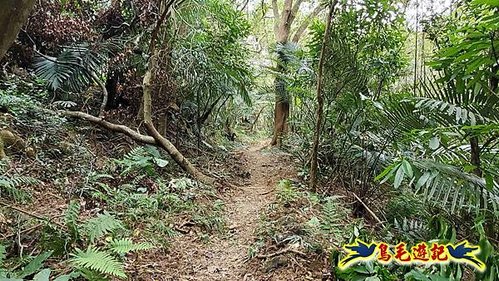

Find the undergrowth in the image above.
[
  {"left": 249, "top": 179, "right": 354, "bottom": 268},
  {"left": 0, "top": 82, "right": 226, "bottom": 280}
]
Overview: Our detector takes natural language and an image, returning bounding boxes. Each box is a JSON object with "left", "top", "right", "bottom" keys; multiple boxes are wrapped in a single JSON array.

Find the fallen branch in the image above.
[
  {"left": 0, "top": 201, "right": 66, "bottom": 229},
  {"left": 2, "top": 223, "right": 43, "bottom": 240},
  {"left": 58, "top": 0, "right": 215, "bottom": 186},
  {"left": 256, "top": 247, "right": 307, "bottom": 259},
  {"left": 61, "top": 110, "right": 155, "bottom": 144},
  {"left": 62, "top": 110, "right": 215, "bottom": 185},
  {"left": 351, "top": 192, "right": 384, "bottom": 226}
]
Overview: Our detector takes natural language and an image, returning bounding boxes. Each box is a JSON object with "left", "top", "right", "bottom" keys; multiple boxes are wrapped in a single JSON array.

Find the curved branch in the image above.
[
  {"left": 272, "top": 0, "right": 280, "bottom": 36},
  {"left": 61, "top": 110, "right": 156, "bottom": 144},
  {"left": 291, "top": 4, "right": 324, "bottom": 43},
  {"left": 291, "top": 0, "right": 305, "bottom": 18}
]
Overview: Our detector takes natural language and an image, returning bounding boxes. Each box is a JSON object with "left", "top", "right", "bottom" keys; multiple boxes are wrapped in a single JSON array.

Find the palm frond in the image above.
[{"left": 33, "top": 42, "right": 117, "bottom": 92}]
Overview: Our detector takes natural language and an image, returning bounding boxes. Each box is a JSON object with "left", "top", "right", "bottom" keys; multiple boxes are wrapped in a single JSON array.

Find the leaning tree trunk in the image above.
[
  {"left": 0, "top": 0, "right": 36, "bottom": 60},
  {"left": 309, "top": 0, "right": 336, "bottom": 190},
  {"left": 141, "top": 0, "right": 214, "bottom": 185},
  {"left": 143, "top": 55, "right": 214, "bottom": 185}
]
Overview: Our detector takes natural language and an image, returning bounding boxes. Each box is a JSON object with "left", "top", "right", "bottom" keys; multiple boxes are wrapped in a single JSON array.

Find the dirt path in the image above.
[{"left": 154, "top": 140, "right": 297, "bottom": 281}]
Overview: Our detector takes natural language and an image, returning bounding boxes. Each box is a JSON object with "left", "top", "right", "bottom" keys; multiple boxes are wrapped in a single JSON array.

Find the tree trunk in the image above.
[
  {"left": 309, "top": 0, "right": 336, "bottom": 190},
  {"left": 270, "top": 0, "right": 318, "bottom": 146},
  {"left": 271, "top": 0, "right": 294, "bottom": 146},
  {"left": 271, "top": 99, "right": 289, "bottom": 145},
  {"left": 143, "top": 56, "right": 214, "bottom": 185},
  {"left": 0, "top": 0, "right": 36, "bottom": 60}
]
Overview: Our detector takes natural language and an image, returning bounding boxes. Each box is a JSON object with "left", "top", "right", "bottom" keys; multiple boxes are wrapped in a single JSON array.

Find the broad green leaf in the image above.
[
  {"left": 376, "top": 163, "right": 398, "bottom": 184},
  {"left": 429, "top": 136, "right": 440, "bottom": 150},
  {"left": 472, "top": 0, "right": 499, "bottom": 7},
  {"left": 485, "top": 174, "right": 494, "bottom": 191},
  {"left": 53, "top": 275, "right": 72, "bottom": 281},
  {"left": 415, "top": 172, "right": 431, "bottom": 190},
  {"left": 33, "top": 269, "right": 51, "bottom": 281},
  {"left": 153, "top": 158, "right": 169, "bottom": 168},
  {"left": 16, "top": 251, "right": 52, "bottom": 279},
  {"left": 401, "top": 160, "right": 413, "bottom": 178},
  {"left": 394, "top": 166, "right": 405, "bottom": 188},
  {"left": 405, "top": 269, "right": 431, "bottom": 281}
]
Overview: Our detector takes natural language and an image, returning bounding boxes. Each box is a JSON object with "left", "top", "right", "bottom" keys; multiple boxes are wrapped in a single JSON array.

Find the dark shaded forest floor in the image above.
[{"left": 133, "top": 140, "right": 321, "bottom": 280}]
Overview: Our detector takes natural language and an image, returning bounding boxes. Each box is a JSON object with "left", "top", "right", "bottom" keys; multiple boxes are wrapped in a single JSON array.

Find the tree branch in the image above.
[
  {"left": 0, "top": 201, "right": 66, "bottom": 229},
  {"left": 272, "top": 0, "right": 280, "bottom": 36},
  {"left": 143, "top": 0, "right": 215, "bottom": 185},
  {"left": 291, "top": 4, "right": 325, "bottom": 43},
  {"left": 61, "top": 110, "right": 156, "bottom": 144},
  {"left": 291, "top": 0, "right": 306, "bottom": 17},
  {"left": 238, "top": 0, "right": 250, "bottom": 12}
]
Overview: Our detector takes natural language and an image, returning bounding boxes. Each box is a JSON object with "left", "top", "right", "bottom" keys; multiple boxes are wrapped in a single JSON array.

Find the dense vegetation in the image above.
[{"left": 0, "top": 0, "right": 498, "bottom": 280}]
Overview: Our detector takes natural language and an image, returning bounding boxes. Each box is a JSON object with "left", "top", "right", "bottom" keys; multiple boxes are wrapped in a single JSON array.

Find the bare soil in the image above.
[{"left": 136, "top": 140, "right": 305, "bottom": 281}]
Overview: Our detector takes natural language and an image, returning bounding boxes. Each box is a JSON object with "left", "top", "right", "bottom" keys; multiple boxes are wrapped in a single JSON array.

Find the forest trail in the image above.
[{"left": 155, "top": 140, "right": 298, "bottom": 280}]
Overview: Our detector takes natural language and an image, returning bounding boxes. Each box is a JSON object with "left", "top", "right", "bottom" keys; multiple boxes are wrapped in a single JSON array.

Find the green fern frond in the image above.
[
  {"left": 65, "top": 200, "right": 81, "bottom": 238},
  {"left": 412, "top": 160, "right": 499, "bottom": 214},
  {"left": 71, "top": 247, "right": 126, "bottom": 279},
  {"left": 0, "top": 175, "right": 36, "bottom": 202},
  {"left": 415, "top": 97, "right": 490, "bottom": 125},
  {"left": 108, "top": 238, "right": 154, "bottom": 255},
  {"left": 115, "top": 146, "right": 168, "bottom": 175},
  {"left": 276, "top": 179, "right": 300, "bottom": 204},
  {"left": 393, "top": 217, "right": 428, "bottom": 240},
  {"left": 64, "top": 201, "right": 81, "bottom": 227},
  {"left": 83, "top": 212, "right": 123, "bottom": 243},
  {"left": 321, "top": 196, "right": 347, "bottom": 233}
]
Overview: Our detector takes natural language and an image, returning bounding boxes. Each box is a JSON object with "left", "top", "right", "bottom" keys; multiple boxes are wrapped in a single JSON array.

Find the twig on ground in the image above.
[
  {"left": 0, "top": 201, "right": 66, "bottom": 228},
  {"left": 258, "top": 190, "right": 273, "bottom": 196},
  {"left": 256, "top": 247, "right": 307, "bottom": 259},
  {"left": 1, "top": 223, "right": 43, "bottom": 239},
  {"left": 350, "top": 192, "right": 384, "bottom": 226}
]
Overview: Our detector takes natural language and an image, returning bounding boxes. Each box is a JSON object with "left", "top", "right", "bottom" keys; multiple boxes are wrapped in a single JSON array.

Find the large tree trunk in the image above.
[
  {"left": 271, "top": 0, "right": 294, "bottom": 146},
  {"left": 309, "top": 0, "right": 336, "bottom": 190},
  {"left": 270, "top": 58, "right": 291, "bottom": 146},
  {"left": 270, "top": 0, "right": 318, "bottom": 146},
  {"left": 0, "top": 0, "right": 36, "bottom": 60},
  {"left": 271, "top": 99, "right": 289, "bottom": 145}
]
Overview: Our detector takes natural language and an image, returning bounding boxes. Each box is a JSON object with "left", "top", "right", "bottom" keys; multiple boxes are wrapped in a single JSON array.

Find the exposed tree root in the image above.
[{"left": 61, "top": 110, "right": 215, "bottom": 185}]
